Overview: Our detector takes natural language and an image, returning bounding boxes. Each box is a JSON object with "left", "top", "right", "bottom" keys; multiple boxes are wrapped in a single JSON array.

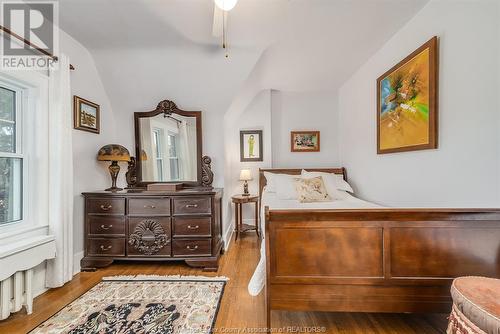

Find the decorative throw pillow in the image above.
[{"left": 294, "top": 176, "right": 332, "bottom": 203}]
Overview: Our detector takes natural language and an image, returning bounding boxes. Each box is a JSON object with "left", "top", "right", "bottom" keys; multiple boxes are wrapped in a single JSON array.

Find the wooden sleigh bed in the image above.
[{"left": 260, "top": 168, "right": 500, "bottom": 327}]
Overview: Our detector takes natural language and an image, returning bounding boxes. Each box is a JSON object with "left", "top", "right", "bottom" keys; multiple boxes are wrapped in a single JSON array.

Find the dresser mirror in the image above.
[{"left": 132, "top": 100, "right": 205, "bottom": 187}]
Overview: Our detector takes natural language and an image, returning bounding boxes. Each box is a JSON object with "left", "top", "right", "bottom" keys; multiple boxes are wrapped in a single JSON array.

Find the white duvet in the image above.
[{"left": 247, "top": 190, "right": 382, "bottom": 296}]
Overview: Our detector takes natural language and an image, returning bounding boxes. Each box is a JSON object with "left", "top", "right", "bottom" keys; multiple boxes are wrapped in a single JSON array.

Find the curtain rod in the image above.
[{"left": 0, "top": 25, "right": 75, "bottom": 70}]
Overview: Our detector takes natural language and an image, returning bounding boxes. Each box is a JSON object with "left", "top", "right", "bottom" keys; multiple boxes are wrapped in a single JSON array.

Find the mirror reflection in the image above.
[{"left": 139, "top": 113, "right": 198, "bottom": 182}]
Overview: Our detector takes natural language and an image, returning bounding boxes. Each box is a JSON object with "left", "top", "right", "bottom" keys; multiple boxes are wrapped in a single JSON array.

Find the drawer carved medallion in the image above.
[{"left": 128, "top": 220, "right": 169, "bottom": 255}]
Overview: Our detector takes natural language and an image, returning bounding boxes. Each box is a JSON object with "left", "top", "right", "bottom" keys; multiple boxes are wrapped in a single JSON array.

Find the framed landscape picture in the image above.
[
  {"left": 74, "top": 95, "right": 100, "bottom": 134},
  {"left": 240, "top": 130, "right": 263, "bottom": 162},
  {"left": 377, "top": 36, "right": 438, "bottom": 154},
  {"left": 291, "top": 131, "right": 320, "bottom": 152}
]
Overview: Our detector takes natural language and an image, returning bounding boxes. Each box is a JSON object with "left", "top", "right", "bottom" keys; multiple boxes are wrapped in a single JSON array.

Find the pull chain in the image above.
[{"left": 223, "top": 10, "right": 229, "bottom": 58}]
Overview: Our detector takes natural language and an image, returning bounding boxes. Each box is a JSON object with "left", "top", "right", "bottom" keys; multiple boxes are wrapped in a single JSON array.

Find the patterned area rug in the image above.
[{"left": 31, "top": 275, "right": 227, "bottom": 334}]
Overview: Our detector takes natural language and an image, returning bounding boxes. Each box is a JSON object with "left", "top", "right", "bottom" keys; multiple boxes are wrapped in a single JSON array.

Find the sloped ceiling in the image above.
[{"left": 58, "top": 0, "right": 429, "bottom": 119}]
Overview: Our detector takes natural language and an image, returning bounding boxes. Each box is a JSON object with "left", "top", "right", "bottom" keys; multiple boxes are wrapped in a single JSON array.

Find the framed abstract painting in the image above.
[
  {"left": 291, "top": 131, "right": 320, "bottom": 152},
  {"left": 377, "top": 36, "right": 438, "bottom": 154},
  {"left": 240, "top": 130, "right": 263, "bottom": 162}
]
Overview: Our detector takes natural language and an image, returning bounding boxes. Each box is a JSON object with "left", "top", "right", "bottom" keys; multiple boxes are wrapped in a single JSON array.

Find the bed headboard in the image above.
[{"left": 259, "top": 168, "right": 347, "bottom": 199}]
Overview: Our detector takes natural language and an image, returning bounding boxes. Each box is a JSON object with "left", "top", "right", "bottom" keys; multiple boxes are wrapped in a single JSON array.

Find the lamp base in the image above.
[
  {"left": 242, "top": 180, "right": 250, "bottom": 196},
  {"left": 106, "top": 161, "right": 122, "bottom": 192},
  {"left": 105, "top": 186, "right": 123, "bottom": 192}
]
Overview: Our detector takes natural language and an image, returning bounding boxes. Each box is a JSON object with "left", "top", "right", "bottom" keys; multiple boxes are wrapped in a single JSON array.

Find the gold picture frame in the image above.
[
  {"left": 291, "top": 131, "right": 320, "bottom": 152},
  {"left": 74, "top": 95, "right": 100, "bottom": 134},
  {"left": 377, "top": 36, "right": 438, "bottom": 154}
]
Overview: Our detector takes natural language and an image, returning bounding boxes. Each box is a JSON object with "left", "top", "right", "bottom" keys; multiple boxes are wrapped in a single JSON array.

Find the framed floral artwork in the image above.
[{"left": 291, "top": 131, "right": 320, "bottom": 152}]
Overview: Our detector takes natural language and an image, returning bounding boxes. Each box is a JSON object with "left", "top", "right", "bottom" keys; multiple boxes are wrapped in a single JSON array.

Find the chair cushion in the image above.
[{"left": 450, "top": 276, "right": 500, "bottom": 334}]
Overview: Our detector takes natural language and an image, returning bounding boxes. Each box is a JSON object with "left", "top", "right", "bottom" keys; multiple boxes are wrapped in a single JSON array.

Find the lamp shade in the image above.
[
  {"left": 239, "top": 169, "right": 253, "bottom": 181},
  {"left": 97, "top": 144, "right": 130, "bottom": 162},
  {"left": 214, "top": 0, "right": 238, "bottom": 11}
]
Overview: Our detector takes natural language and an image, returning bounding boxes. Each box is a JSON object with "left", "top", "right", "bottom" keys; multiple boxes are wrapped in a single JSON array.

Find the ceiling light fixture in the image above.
[{"left": 214, "top": 0, "right": 238, "bottom": 12}]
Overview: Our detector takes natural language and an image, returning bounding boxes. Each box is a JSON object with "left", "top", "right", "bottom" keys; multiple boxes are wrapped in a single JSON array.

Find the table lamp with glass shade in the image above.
[
  {"left": 97, "top": 144, "right": 131, "bottom": 191},
  {"left": 239, "top": 169, "right": 253, "bottom": 196}
]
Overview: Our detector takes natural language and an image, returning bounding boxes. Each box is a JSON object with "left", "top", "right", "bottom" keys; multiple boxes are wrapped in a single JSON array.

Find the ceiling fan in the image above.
[{"left": 212, "top": 0, "right": 238, "bottom": 57}]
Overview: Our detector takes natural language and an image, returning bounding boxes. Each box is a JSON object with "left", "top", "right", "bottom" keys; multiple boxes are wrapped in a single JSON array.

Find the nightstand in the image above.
[{"left": 232, "top": 194, "right": 259, "bottom": 240}]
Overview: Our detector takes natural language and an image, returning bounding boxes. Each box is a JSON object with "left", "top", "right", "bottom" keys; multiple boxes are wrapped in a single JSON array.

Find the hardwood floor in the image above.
[{"left": 0, "top": 234, "right": 448, "bottom": 333}]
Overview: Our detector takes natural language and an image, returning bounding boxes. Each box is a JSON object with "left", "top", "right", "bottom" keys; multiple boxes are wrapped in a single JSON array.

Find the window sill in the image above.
[
  {"left": 0, "top": 225, "right": 49, "bottom": 243},
  {"left": 0, "top": 234, "right": 56, "bottom": 281}
]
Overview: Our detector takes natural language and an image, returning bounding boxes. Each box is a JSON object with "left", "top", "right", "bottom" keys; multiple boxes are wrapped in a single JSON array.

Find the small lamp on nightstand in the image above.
[
  {"left": 239, "top": 169, "right": 253, "bottom": 196},
  {"left": 97, "top": 144, "right": 131, "bottom": 192}
]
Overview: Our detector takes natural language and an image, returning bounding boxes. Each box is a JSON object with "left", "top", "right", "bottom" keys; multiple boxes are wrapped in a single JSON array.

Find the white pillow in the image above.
[
  {"left": 263, "top": 172, "right": 278, "bottom": 192},
  {"left": 263, "top": 172, "right": 301, "bottom": 199},
  {"left": 301, "top": 170, "right": 354, "bottom": 195},
  {"left": 275, "top": 174, "right": 299, "bottom": 200}
]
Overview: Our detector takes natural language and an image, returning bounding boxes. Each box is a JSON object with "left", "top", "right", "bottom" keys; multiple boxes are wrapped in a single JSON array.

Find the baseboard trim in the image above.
[
  {"left": 73, "top": 251, "right": 83, "bottom": 275},
  {"left": 223, "top": 221, "right": 234, "bottom": 251}
]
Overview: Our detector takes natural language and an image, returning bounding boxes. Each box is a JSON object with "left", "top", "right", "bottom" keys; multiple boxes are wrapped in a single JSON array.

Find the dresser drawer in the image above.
[
  {"left": 129, "top": 198, "right": 171, "bottom": 216},
  {"left": 173, "top": 239, "right": 211, "bottom": 257},
  {"left": 87, "top": 198, "right": 125, "bottom": 215},
  {"left": 127, "top": 217, "right": 172, "bottom": 256},
  {"left": 173, "top": 217, "right": 211, "bottom": 237},
  {"left": 87, "top": 238, "right": 125, "bottom": 256},
  {"left": 89, "top": 216, "right": 125, "bottom": 235},
  {"left": 173, "top": 197, "right": 211, "bottom": 215}
]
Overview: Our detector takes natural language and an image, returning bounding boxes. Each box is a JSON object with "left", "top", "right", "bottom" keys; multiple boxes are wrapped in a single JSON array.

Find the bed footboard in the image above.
[{"left": 264, "top": 208, "right": 500, "bottom": 327}]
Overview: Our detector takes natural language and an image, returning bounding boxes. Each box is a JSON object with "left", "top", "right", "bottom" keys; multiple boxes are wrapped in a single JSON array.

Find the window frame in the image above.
[
  {"left": 167, "top": 131, "right": 180, "bottom": 181},
  {"left": 0, "top": 79, "right": 27, "bottom": 228},
  {"left": 0, "top": 70, "right": 49, "bottom": 237},
  {"left": 152, "top": 128, "right": 165, "bottom": 181}
]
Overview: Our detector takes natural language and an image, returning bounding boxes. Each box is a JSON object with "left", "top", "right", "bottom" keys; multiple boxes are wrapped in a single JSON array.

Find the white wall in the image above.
[
  {"left": 60, "top": 30, "right": 118, "bottom": 269},
  {"left": 226, "top": 90, "right": 272, "bottom": 230},
  {"left": 338, "top": 0, "right": 500, "bottom": 207},
  {"left": 223, "top": 89, "right": 341, "bottom": 235},
  {"left": 271, "top": 90, "right": 340, "bottom": 168}
]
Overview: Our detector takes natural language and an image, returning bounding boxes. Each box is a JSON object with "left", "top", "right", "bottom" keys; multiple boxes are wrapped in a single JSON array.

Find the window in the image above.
[
  {"left": 152, "top": 128, "right": 165, "bottom": 181},
  {"left": 0, "top": 84, "right": 23, "bottom": 225},
  {"left": 167, "top": 132, "right": 179, "bottom": 180}
]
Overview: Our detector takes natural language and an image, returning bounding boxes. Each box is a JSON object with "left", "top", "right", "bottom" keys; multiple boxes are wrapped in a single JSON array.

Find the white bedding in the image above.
[{"left": 247, "top": 189, "right": 382, "bottom": 296}]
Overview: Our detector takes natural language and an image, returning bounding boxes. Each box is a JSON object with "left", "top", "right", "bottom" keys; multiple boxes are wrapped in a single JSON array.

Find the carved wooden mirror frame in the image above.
[{"left": 126, "top": 99, "right": 213, "bottom": 188}]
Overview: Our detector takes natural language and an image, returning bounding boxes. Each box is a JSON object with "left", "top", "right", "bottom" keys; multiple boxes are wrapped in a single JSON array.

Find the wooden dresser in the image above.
[{"left": 81, "top": 187, "right": 223, "bottom": 271}]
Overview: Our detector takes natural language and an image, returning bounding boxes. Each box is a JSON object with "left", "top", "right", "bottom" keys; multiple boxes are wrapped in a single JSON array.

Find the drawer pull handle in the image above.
[
  {"left": 100, "top": 245, "right": 113, "bottom": 251},
  {"left": 187, "top": 225, "right": 199, "bottom": 230},
  {"left": 100, "top": 224, "right": 113, "bottom": 230},
  {"left": 185, "top": 204, "right": 198, "bottom": 208},
  {"left": 100, "top": 204, "right": 112, "bottom": 211},
  {"left": 186, "top": 245, "right": 199, "bottom": 251},
  {"left": 144, "top": 205, "right": 156, "bottom": 209}
]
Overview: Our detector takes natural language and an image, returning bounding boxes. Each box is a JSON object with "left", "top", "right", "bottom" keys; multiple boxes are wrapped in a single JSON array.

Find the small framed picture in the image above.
[
  {"left": 240, "top": 130, "right": 263, "bottom": 162},
  {"left": 74, "top": 95, "right": 100, "bottom": 134},
  {"left": 291, "top": 131, "right": 320, "bottom": 152}
]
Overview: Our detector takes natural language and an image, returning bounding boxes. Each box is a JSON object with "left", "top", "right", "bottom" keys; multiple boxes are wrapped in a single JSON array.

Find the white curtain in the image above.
[
  {"left": 178, "top": 120, "right": 193, "bottom": 180},
  {"left": 45, "top": 54, "right": 74, "bottom": 287}
]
